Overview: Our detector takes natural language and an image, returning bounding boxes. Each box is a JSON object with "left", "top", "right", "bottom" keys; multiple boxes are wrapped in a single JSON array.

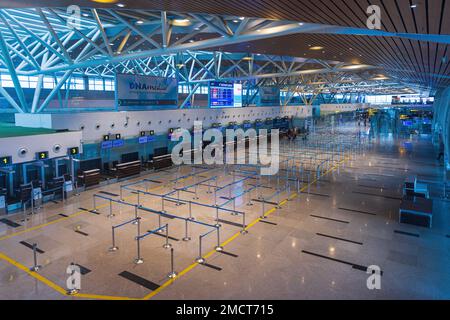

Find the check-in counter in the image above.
[
  {"left": 78, "top": 169, "right": 101, "bottom": 187},
  {"left": 113, "top": 160, "right": 141, "bottom": 179},
  {"left": 154, "top": 154, "right": 173, "bottom": 170}
]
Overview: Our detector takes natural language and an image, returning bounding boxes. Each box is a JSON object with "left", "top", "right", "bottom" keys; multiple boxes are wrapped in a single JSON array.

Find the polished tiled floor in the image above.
[{"left": 0, "top": 123, "right": 449, "bottom": 300}]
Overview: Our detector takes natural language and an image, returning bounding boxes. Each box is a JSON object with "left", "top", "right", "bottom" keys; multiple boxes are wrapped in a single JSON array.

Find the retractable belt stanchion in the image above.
[
  {"left": 167, "top": 247, "right": 177, "bottom": 279},
  {"left": 30, "top": 243, "right": 41, "bottom": 272},
  {"left": 183, "top": 219, "right": 191, "bottom": 241},
  {"left": 134, "top": 217, "right": 144, "bottom": 264},
  {"left": 215, "top": 226, "right": 223, "bottom": 251},
  {"left": 109, "top": 216, "right": 139, "bottom": 252},
  {"left": 107, "top": 199, "right": 115, "bottom": 218}
]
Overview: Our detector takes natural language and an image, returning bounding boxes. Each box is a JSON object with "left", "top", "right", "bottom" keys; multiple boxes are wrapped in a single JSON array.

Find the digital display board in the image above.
[
  {"left": 68, "top": 147, "right": 79, "bottom": 156},
  {"left": 0, "top": 156, "right": 12, "bottom": 167},
  {"left": 36, "top": 151, "right": 49, "bottom": 160},
  {"left": 209, "top": 82, "right": 242, "bottom": 108}
]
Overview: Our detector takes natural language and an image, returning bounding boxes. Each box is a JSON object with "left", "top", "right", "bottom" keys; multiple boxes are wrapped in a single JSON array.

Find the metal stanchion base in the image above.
[
  {"left": 195, "top": 257, "right": 206, "bottom": 264},
  {"left": 188, "top": 217, "right": 195, "bottom": 221},
  {"left": 92, "top": 209, "right": 98, "bottom": 213},
  {"left": 193, "top": 197, "right": 199, "bottom": 200},
  {"left": 215, "top": 246, "right": 224, "bottom": 252},
  {"left": 163, "top": 243, "right": 172, "bottom": 249},
  {"left": 66, "top": 289, "right": 79, "bottom": 295},
  {"left": 167, "top": 271, "right": 178, "bottom": 279},
  {"left": 30, "top": 265, "right": 41, "bottom": 272},
  {"left": 182, "top": 236, "right": 191, "bottom": 241},
  {"left": 176, "top": 202, "right": 182, "bottom": 206},
  {"left": 157, "top": 229, "right": 164, "bottom": 234},
  {"left": 109, "top": 246, "right": 118, "bottom": 252},
  {"left": 260, "top": 215, "right": 267, "bottom": 219},
  {"left": 246, "top": 202, "right": 253, "bottom": 206},
  {"left": 107, "top": 214, "right": 115, "bottom": 218},
  {"left": 134, "top": 258, "right": 144, "bottom": 264},
  {"left": 230, "top": 212, "right": 239, "bottom": 216},
  {"left": 240, "top": 229, "right": 248, "bottom": 235}
]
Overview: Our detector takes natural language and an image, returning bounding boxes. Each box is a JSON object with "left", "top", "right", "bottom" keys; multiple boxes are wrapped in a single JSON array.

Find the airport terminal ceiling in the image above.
[{"left": 0, "top": 0, "right": 448, "bottom": 93}]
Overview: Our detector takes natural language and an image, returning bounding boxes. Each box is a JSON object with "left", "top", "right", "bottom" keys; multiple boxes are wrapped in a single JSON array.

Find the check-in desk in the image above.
[
  {"left": 154, "top": 154, "right": 172, "bottom": 170},
  {"left": 78, "top": 169, "right": 101, "bottom": 187},
  {"left": 399, "top": 195, "right": 433, "bottom": 228},
  {"left": 113, "top": 160, "right": 141, "bottom": 179}
]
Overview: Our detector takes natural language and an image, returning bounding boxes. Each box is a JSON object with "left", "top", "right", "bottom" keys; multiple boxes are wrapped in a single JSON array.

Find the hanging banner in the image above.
[
  {"left": 257, "top": 87, "right": 280, "bottom": 106},
  {"left": 116, "top": 74, "right": 178, "bottom": 110}
]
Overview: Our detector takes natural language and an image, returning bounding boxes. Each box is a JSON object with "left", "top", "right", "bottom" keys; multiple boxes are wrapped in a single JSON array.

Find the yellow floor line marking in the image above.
[
  {"left": 0, "top": 252, "right": 68, "bottom": 296},
  {"left": 0, "top": 175, "right": 194, "bottom": 300},
  {"left": 0, "top": 177, "right": 177, "bottom": 242},
  {"left": 0, "top": 159, "right": 350, "bottom": 301},
  {"left": 142, "top": 156, "right": 350, "bottom": 300}
]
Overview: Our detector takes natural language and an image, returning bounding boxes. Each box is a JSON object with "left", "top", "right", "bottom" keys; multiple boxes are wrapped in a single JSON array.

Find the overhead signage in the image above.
[{"left": 116, "top": 74, "right": 178, "bottom": 110}]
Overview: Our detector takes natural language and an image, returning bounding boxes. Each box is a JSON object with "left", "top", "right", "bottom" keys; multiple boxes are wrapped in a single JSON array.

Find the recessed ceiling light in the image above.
[
  {"left": 298, "top": 22, "right": 304, "bottom": 26},
  {"left": 116, "top": 3, "right": 125, "bottom": 7},
  {"left": 233, "top": 19, "right": 239, "bottom": 23},
  {"left": 410, "top": 4, "right": 417, "bottom": 8},
  {"left": 91, "top": 0, "right": 119, "bottom": 3},
  {"left": 172, "top": 18, "right": 191, "bottom": 27},
  {"left": 239, "top": 17, "right": 245, "bottom": 20},
  {"left": 309, "top": 46, "right": 324, "bottom": 50},
  {"left": 136, "top": 20, "right": 144, "bottom": 24}
]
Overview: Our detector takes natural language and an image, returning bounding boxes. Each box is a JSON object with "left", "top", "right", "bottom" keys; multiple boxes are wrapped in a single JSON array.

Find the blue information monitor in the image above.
[{"left": 209, "top": 82, "right": 242, "bottom": 108}]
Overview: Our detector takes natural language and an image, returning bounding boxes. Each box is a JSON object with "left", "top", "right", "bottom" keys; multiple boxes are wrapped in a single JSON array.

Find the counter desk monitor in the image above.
[{"left": 0, "top": 156, "right": 12, "bottom": 167}]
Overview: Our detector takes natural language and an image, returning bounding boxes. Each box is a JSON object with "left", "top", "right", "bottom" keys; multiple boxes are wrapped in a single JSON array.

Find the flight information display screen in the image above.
[{"left": 209, "top": 82, "right": 242, "bottom": 108}]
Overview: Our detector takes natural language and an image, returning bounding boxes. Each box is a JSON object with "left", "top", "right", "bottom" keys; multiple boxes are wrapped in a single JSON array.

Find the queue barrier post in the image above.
[
  {"left": 188, "top": 201, "right": 195, "bottom": 221},
  {"left": 163, "top": 224, "right": 171, "bottom": 249},
  {"left": 107, "top": 199, "right": 115, "bottom": 218},
  {"left": 183, "top": 219, "right": 191, "bottom": 241},
  {"left": 134, "top": 217, "right": 144, "bottom": 264},
  {"left": 215, "top": 227, "right": 223, "bottom": 252},
  {"left": 195, "top": 235, "right": 206, "bottom": 264},
  {"left": 167, "top": 247, "right": 178, "bottom": 279},
  {"left": 240, "top": 212, "right": 248, "bottom": 235},
  {"left": 30, "top": 243, "right": 41, "bottom": 272}
]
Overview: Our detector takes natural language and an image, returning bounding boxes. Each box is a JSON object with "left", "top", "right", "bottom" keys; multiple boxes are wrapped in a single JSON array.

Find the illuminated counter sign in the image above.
[
  {"left": 68, "top": 147, "right": 79, "bottom": 156},
  {"left": 0, "top": 156, "right": 12, "bottom": 167},
  {"left": 138, "top": 131, "right": 155, "bottom": 144},
  {"left": 209, "top": 81, "right": 242, "bottom": 108},
  {"left": 168, "top": 127, "right": 182, "bottom": 140},
  {"left": 101, "top": 141, "right": 113, "bottom": 149},
  {"left": 36, "top": 151, "right": 49, "bottom": 160},
  {"left": 243, "top": 120, "right": 252, "bottom": 129},
  {"left": 255, "top": 119, "right": 263, "bottom": 127},
  {"left": 113, "top": 139, "right": 125, "bottom": 148}
]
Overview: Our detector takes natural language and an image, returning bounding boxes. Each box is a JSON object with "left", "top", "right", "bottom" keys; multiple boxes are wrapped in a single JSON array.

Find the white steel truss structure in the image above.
[{"left": 0, "top": 7, "right": 438, "bottom": 113}]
